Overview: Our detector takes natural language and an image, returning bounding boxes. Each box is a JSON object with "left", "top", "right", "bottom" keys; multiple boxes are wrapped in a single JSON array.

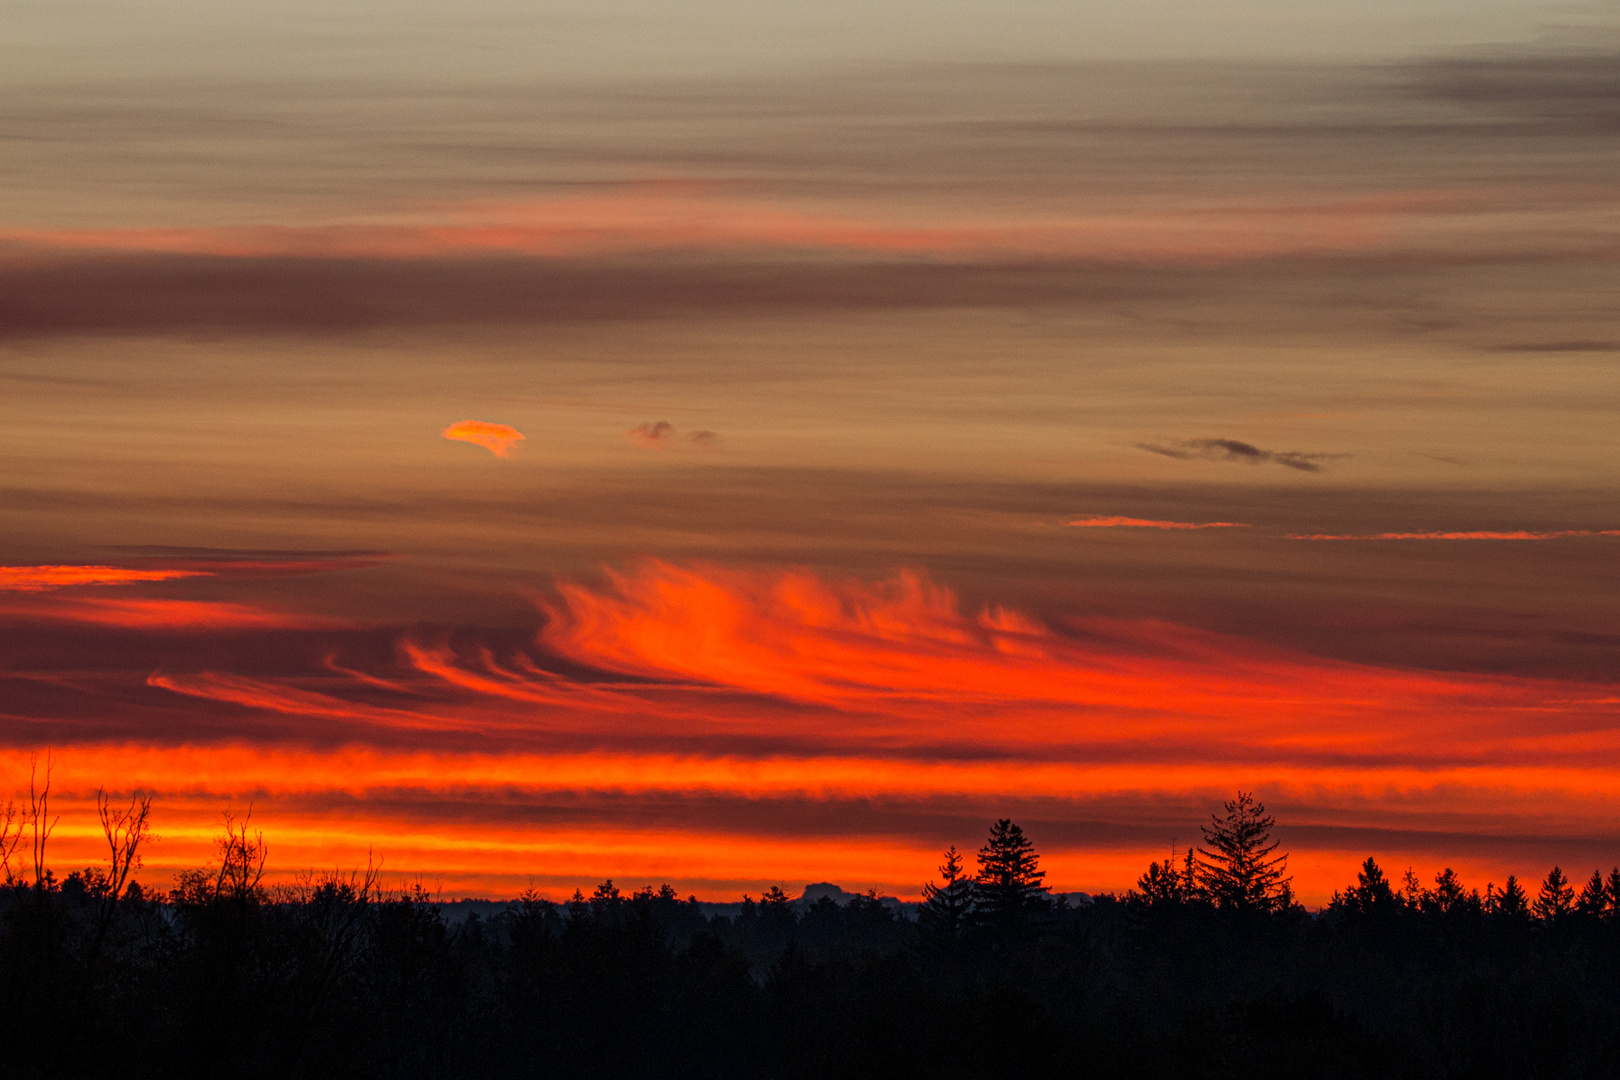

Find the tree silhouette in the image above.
[
  {"left": 1426, "top": 868, "right": 1473, "bottom": 917},
  {"left": 1533, "top": 866, "right": 1573, "bottom": 924},
  {"left": 918, "top": 846, "right": 974, "bottom": 945},
  {"left": 1488, "top": 875, "right": 1529, "bottom": 921},
  {"left": 1576, "top": 870, "right": 1606, "bottom": 917},
  {"left": 973, "top": 819, "right": 1050, "bottom": 932},
  {"left": 1135, "top": 845, "right": 1192, "bottom": 908},
  {"left": 1338, "top": 857, "right": 1397, "bottom": 917},
  {"left": 1196, "top": 792, "right": 1291, "bottom": 913}
]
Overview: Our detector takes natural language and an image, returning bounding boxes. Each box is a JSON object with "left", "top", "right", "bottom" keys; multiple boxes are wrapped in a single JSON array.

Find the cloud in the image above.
[
  {"left": 10, "top": 560, "right": 1620, "bottom": 902},
  {"left": 0, "top": 189, "right": 1402, "bottom": 265},
  {"left": 0, "top": 596, "right": 340, "bottom": 630},
  {"left": 1137, "top": 438, "right": 1344, "bottom": 473},
  {"left": 1414, "top": 51, "right": 1620, "bottom": 137},
  {"left": 1066, "top": 516, "right": 1249, "bottom": 530},
  {"left": 442, "top": 420, "right": 524, "bottom": 458},
  {"left": 0, "top": 565, "right": 211, "bottom": 591},
  {"left": 1292, "top": 530, "right": 1620, "bottom": 541},
  {"left": 626, "top": 421, "right": 719, "bottom": 449},
  {"left": 105, "top": 547, "right": 395, "bottom": 576}
]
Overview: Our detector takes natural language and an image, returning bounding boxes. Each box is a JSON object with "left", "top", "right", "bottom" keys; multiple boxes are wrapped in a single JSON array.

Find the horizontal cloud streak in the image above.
[
  {"left": 1138, "top": 438, "right": 1344, "bottom": 473},
  {"left": 0, "top": 190, "right": 1423, "bottom": 264},
  {"left": 0, "top": 564, "right": 210, "bottom": 591},
  {"left": 0, "top": 596, "right": 342, "bottom": 630},
  {"left": 1293, "top": 530, "right": 1620, "bottom": 541},
  {"left": 1066, "top": 516, "right": 1249, "bottom": 530}
]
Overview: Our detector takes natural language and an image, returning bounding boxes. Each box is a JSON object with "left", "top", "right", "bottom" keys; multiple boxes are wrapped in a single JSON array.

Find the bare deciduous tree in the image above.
[
  {"left": 27, "top": 753, "right": 57, "bottom": 890},
  {"left": 0, "top": 796, "right": 22, "bottom": 885},
  {"left": 211, "top": 806, "right": 267, "bottom": 903}
]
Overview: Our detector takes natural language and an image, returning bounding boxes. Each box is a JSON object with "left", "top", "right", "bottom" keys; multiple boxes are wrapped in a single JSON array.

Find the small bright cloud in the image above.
[{"left": 442, "top": 420, "right": 525, "bottom": 458}]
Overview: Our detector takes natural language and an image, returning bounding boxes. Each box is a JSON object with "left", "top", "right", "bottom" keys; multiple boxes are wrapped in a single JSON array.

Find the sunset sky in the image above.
[{"left": 3, "top": 0, "right": 1619, "bottom": 905}]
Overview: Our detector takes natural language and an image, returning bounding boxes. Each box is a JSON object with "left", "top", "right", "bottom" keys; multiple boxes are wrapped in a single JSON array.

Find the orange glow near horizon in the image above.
[
  {"left": 14, "top": 743, "right": 1620, "bottom": 903},
  {"left": 5, "top": 562, "right": 1620, "bottom": 905}
]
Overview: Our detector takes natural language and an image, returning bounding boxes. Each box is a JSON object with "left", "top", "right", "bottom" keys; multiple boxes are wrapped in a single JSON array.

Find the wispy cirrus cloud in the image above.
[
  {"left": 0, "top": 564, "right": 211, "bottom": 591},
  {"left": 0, "top": 596, "right": 342, "bottom": 630},
  {"left": 1137, "top": 438, "right": 1345, "bottom": 473},
  {"left": 9, "top": 560, "right": 1620, "bottom": 901},
  {"left": 1066, "top": 516, "right": 1249, "bottom": 530},
  {"left": 442, "top": 419, "right": 525, "bottom": 458},
  {"left": 1292, "top": 529, "right": 1620, "bottom": 541}
]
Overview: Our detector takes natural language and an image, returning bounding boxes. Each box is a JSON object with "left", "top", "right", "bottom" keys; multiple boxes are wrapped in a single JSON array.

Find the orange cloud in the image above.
[
  {"left": 1291, "top": 529, "right": 1620, "bottom": 540},
  {"left": 1066, "top": 516, "right": 1250, "bottom": 530},
  {"left": 0, "top": 564, "right": 211, "bottom": 591},
  {"left": 11, "top": 561, "right": 1620, "bottom": 904},
  {"left": 441, "top": 419, "right": 524, "bottom": 458}
]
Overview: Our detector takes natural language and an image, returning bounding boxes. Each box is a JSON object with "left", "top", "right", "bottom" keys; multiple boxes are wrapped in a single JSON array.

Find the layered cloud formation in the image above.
[{"left": 4, "top": 558, "right": 1619, "bottom": 902}]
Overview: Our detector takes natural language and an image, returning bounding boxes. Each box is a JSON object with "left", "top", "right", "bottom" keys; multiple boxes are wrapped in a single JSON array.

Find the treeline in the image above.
[{"left": 6, "top": 781, "right": 1620, "bottom": 1078}]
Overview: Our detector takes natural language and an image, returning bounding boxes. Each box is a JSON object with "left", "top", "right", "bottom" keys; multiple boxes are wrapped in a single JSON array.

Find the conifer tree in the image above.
[
  {"left": 1533, "top": 866, "right": 1573, "bottom": 924},
  {"left": 1576, "top": 870, "right": 1606, "bottom": 917},
  {"left": 1195, "top": 792, "right": 1291, "bottom": 913},
  {"left": 1488, "top": 875, "right": 1529, "bottom": 921},
  {"left": 972, "top": 819, "right": 1050, "bottom": 931},
  {"left": 918, "top": 845, "right": 975, "bottom": 944},
  {"left": 1342, "top": 856, "right": 1396, "bottom": 916},
  {"left": 1136, "top": 845, "right": 1190, "bottom": 908},
  {"left": 1428, "top": 868, "right": 1468, "bottom": 916},
  {"left": 1606, "top": 867, "right": 1620, "bottom": 920}
]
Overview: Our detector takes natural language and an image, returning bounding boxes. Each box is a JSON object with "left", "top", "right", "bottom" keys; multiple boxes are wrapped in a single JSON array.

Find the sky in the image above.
[{"left": 2, "top": 0, "right": 1619, "bottom": 905}]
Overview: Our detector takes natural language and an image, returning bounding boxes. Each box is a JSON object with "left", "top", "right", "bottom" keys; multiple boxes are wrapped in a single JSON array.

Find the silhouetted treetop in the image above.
[
  {"left": 918, "top": 845, "right": 973, "bottom": 947},
  {"left": 1196, "top": 791, "right": 1292, "bottom": 913},
  {"left": 973, "top": 819, "right": 1051, "bottom": 931}
]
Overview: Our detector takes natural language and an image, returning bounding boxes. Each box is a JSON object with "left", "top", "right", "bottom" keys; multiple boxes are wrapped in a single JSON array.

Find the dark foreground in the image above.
[{"left": 4, "top": 874, "right": 1620, "bottom": 1080}]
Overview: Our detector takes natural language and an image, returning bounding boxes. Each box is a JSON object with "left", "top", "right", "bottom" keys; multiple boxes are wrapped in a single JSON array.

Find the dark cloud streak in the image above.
[{"left": 1137, "top": 438, "right": 1345, "bottom": 473}]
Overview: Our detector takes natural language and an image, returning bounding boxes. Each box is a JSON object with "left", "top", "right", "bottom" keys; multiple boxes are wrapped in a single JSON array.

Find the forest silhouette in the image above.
[{"left": 4, "top": 769, "right": 1620, "bottom": 1079}]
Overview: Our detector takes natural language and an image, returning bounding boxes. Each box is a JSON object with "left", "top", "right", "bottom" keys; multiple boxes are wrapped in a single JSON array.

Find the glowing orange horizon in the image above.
[{"left": 5, "top": 561, "right": 1620, "bottom": 905}]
